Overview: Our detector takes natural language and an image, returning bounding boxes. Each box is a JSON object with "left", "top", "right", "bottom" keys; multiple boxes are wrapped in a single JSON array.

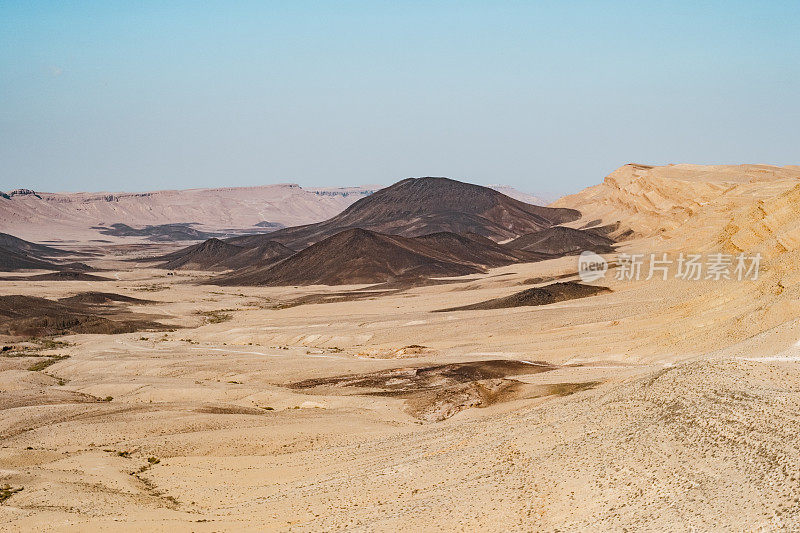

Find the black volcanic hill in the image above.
[
  {"left": 229, "top": 177, "right": 580, "bottom": 250},
  {"left": 157, "top": 238, "right": 244, "bottom": 270},
  {"left": 0, "top": 246, "right": 64, "bottom": 271},
  {"left": 225, "top": 241, "right": 296, "bottom": 269},
  {"left": 505, "top": 226, "right": 615, "bottom": 256},
  {"left": 0, "top": 233, "right": 91, "bottom": 272},
  {"left": 0, "top": 294, "right": 167, "bottom": 338},
  {"left": 414, "top": 232, "right": 549, "bottom": 266},
  {"left": 154, "top": 238, "right": 294, "bottom": 271},
  {"left": 13, "top": 271, "right": 111, "bottom": 281},
  {"left": 214, "top": 228, "right": 502, "bottom": 286},
  {"left": 0, "top": 233, "right": 71, "bottom": 257},
  {"left": 435, "top": 282, "right": 612, "bottom": 312}
]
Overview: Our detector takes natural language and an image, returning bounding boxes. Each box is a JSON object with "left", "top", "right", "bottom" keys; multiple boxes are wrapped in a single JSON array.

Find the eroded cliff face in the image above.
[
  {"left": 554, "top": 163, "right": 800, "bottom": 241},
  {"left": 714, "top": 184, "right": 800, "bottom": 257},
  {"left": 548, "top": 163, "right": 800, "bottom": 359}
]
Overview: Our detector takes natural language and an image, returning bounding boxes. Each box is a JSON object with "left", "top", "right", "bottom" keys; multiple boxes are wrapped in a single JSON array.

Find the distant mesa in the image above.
[
  {"left": 94, "top": 223, "right": 219, "bottom": 242},
  {"left": 0, "top": 183, "right": 375, "bottom": 243},
  {"left": 309, "top": 186, "right": 379, "bottom": 199},
  {"left": 487, "top": 185, "right": 547, "bottom": 206},
  {"left": 254, "top": 221, "right": 285, "bottom": 230},
  {"left": 9, "top": 188, "right": 42, "bottom": 198}
]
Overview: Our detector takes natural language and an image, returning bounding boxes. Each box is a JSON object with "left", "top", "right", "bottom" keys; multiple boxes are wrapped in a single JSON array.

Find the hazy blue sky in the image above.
[{"left": 1, "top": 1, "right": 798, "bottom": 197}]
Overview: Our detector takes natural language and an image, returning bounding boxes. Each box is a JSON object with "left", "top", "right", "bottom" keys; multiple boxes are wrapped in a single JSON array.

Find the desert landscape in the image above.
[
  {"left": 3, "top": 2, "right": 799, "bottom": 530},
  {"left": 2, "top": 165, "right": 800, "bottom": 530}
]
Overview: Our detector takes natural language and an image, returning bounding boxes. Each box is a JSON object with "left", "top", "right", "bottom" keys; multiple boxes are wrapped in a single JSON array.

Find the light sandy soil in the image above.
[
  {"left": 2, "top": 250, "right": 800, "bottom": 531},
  {"left": 4, "top": 164, "right": 800, "bottom": 531}
]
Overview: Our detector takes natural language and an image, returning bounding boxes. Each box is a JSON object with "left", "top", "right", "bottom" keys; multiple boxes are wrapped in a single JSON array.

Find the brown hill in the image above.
[
  {"left": 156, "top": 238, "right": 245, "bottom": 270},
  {"left": 58, "top": 292, "right": 153, "bottom": 305},
  {"left": 0, "top": 233, "right": 92, "bottom": 272},
  {"left": 435, "top": 282, "right": 611, "bottom": 312},
  {"left": 0, "top": 233, "right": 71, "bottom": 257},
  {"left": 0, "top": 295, "right": 168, "bottom": 339},
  {"left": 415, "top": 232, "right": 550, "bottom": 265},
  {"left": 215, "top": 228, "right": 490, "bottom": 286},
  {"left": 153, "top": 238, "right": 295, "bottom": 271},
  {"left": 230, "top": 177, "right": 580, "bottom": 250},
  {"left": 0, "top": 246, "right": 66, "bottom": 271},
  {"left": 505, "top": 226, "right": 615, "bottom": 255},
  {"left": 219, "top": 241, "right": 296, "bottom": 269},
  {"left": 12, "top": 271, "right": 111, "bottom": 281}
]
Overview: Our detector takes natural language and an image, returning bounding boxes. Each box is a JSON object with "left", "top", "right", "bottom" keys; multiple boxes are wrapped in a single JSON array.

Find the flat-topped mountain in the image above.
[
  {"left": 230, "top": 177, "right": 580, "bottom": 250},
  {"left": 0, "top": 184, "right": 378, "bottom": 243}
]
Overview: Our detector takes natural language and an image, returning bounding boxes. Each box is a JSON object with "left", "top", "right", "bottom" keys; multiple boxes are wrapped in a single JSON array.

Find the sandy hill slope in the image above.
[
  {"left": 543, "top": 162, "right": 800, "bottom": 359},
  {"left": 553, "top": 163, "right": 800, "bottom": 240},
  {"left": 230, "top": 177, "right": 580, "bottom": 250},
  {"left": 506, "top": 226, "right": 615, "bottom": 255},
  {"left": 716, "top": 183, "right": 800, "bottom": 259},
  {"left": 0, "top": 184, "right": 378, "bottom": 243},
  {"left": 153, "top": 238, "right": 295, "bottom": 271}
]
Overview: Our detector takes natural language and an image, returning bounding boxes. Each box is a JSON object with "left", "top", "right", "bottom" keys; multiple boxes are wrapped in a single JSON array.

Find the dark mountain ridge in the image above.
[
  {"left": 229, "top": 177, "right": 580, "bottom": 250},
  {"left": 214, "top": 228, "right": 507, "bottom": 286},
  {"left": 0, "top": 233, "right": 92, "bottom": 272},
  {"left": 506, "top": 226, "right": 615, "bottom": 255},
  {"left": 152, "top": 238, "right": 295, "bottom": 271}
]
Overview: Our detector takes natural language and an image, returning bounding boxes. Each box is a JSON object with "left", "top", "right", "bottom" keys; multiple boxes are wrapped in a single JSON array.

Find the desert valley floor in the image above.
[
  {"left": 3, "top": 256, "right": 800, "bottom": 531},
  {"left": 4, "top": 165, "right": 800, "bottom": 530}
]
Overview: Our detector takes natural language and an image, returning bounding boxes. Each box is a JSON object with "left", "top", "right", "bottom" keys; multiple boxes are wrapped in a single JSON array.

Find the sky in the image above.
[{"left": 1, "top": 1, "right": 799, "bottom": 198}]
